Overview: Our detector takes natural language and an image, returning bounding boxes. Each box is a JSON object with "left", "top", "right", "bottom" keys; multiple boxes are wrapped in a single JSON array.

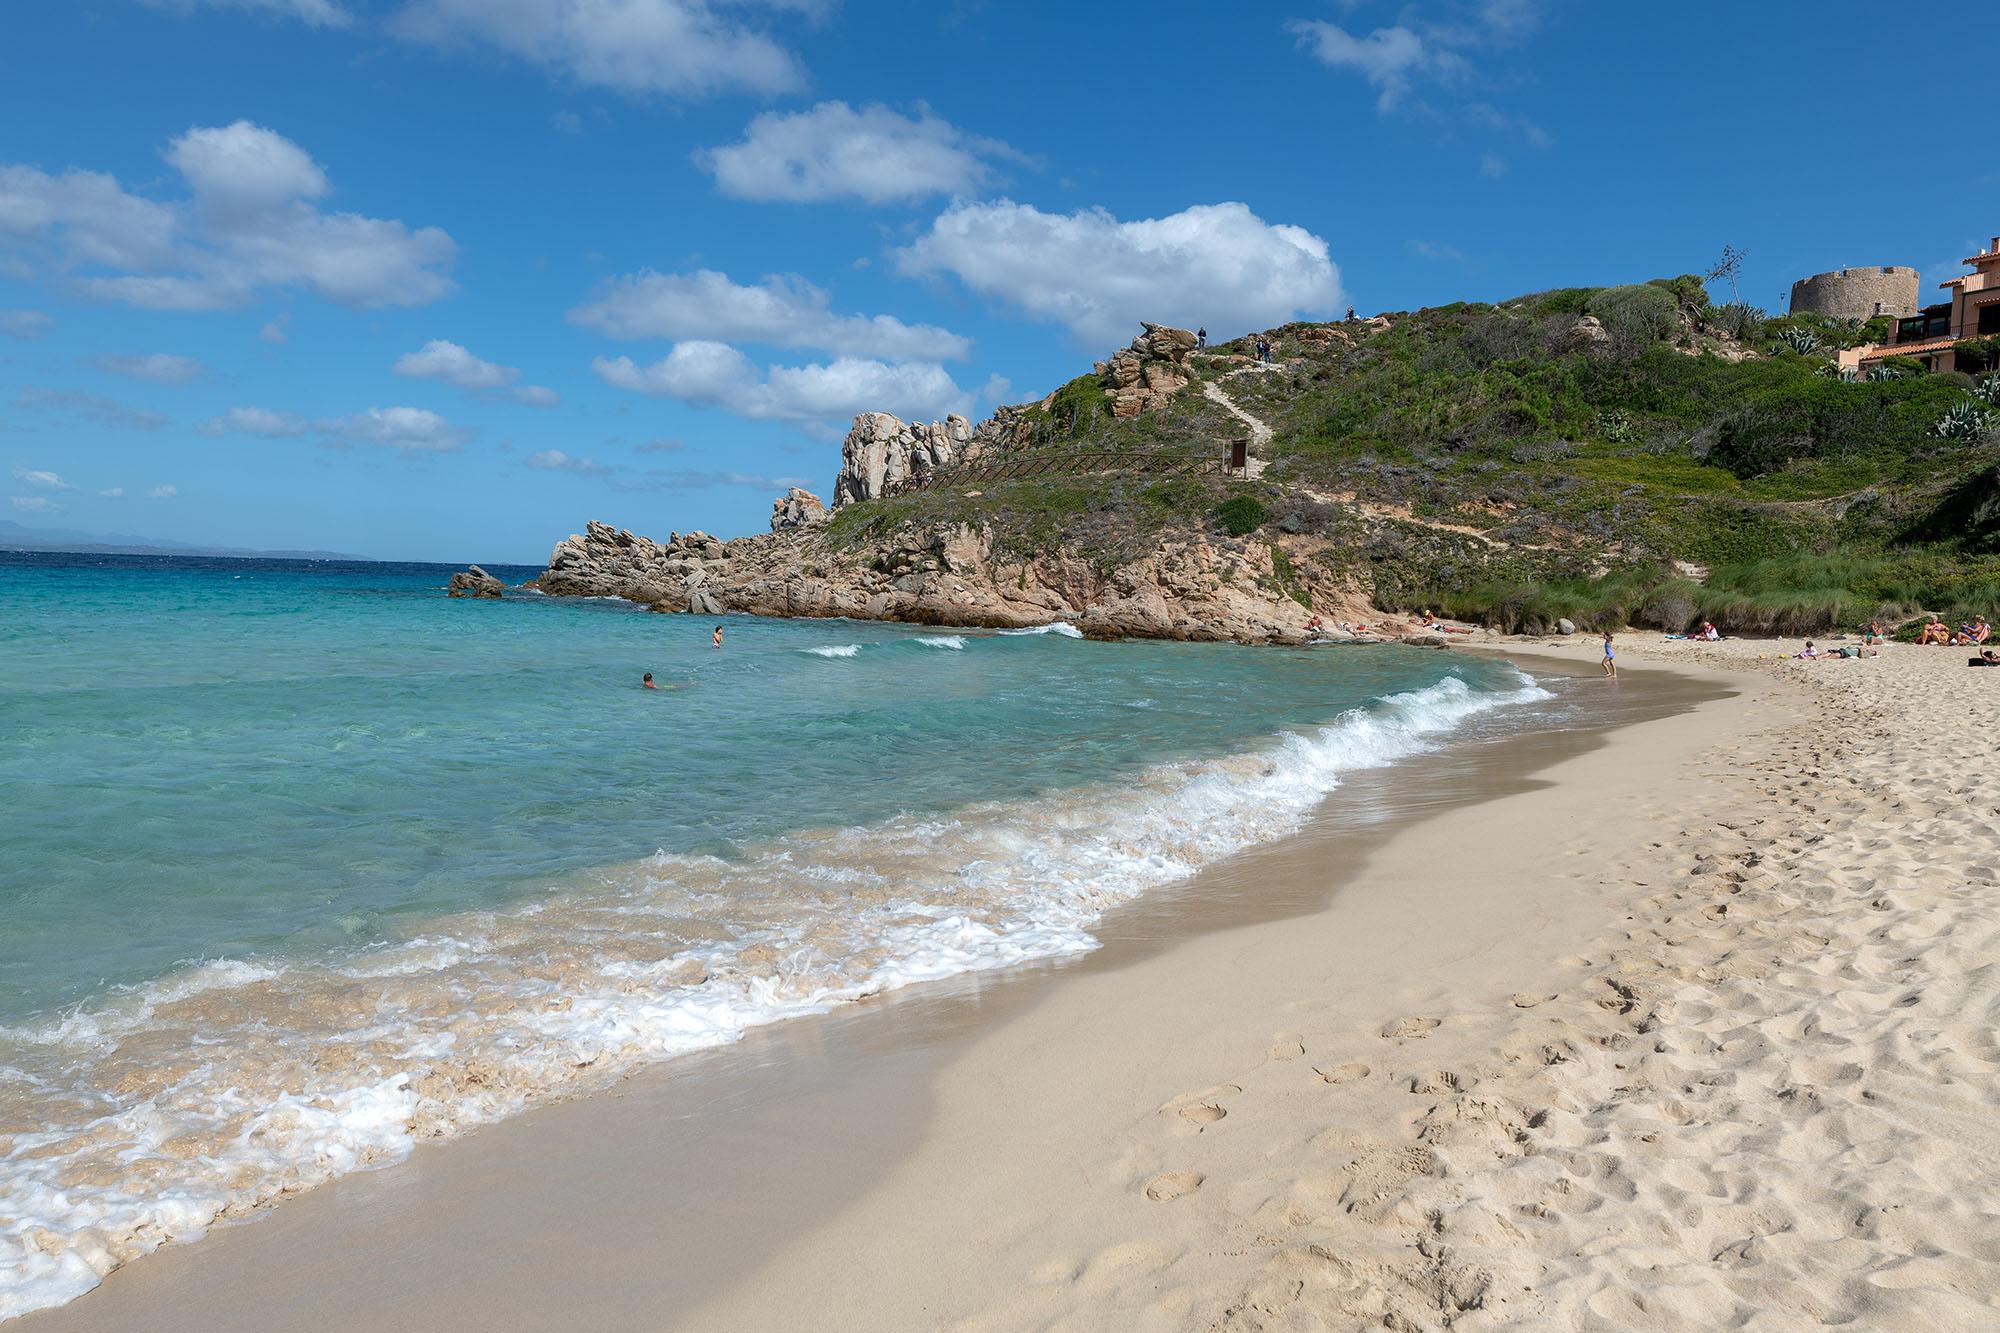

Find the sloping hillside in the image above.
[{"left": 832, "top": 278, "right": 2000, "bottom": 634}]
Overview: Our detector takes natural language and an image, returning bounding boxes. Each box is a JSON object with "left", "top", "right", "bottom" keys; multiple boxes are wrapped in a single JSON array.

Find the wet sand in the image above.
[{"left": 25, "top": 655, "right": 1731, "bottom": 1331}]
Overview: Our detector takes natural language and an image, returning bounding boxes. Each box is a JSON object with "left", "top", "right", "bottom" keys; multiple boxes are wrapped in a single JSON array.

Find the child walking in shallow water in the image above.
[{"left": 1601, "top": 630, "right": 1617, "bottom": 678}]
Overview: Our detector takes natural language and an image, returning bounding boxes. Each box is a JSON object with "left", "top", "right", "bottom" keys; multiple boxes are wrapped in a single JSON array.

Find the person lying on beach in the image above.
[{"left": 1970, "top": 650, "right": 2000, "bottom": 667}]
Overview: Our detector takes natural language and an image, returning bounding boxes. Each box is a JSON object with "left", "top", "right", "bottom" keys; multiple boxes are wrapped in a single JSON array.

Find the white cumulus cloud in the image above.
[
  {"left": 139, "top": 0, "right": 352, "bottom": 26},
  {"left": 525, "top": 448, "right": 611, "bottom": 475},
  {"left": 391, "top": 0, "right": 806, "bottom": 98},
  {"left": 90, "top": 352, "right": 206, "bottom": 384},
  {"left": 204, "top": 405, "right": 309, "bottom": 437},
  {"left": 0, "top": 309, "right": 53, "bottom": 339},
  {"left": 10, "top": 496, "right": 62, "bottom": 513},
  {"left": 148, "top": 484, "right": 180, "bottom": 499},
  {"left": 696, "top": 101, "right": 1020, "bottom": 205},
  {"left": 393, "top": 339, "right": 558, "bottom": 406},
  {"left": 98, "top": 487, "right": 126, "bottom": 498},
  {"left": 0, "top": 121, "right": 455, "bottom": 311},
  {"left": 16, "top": 387, "right": 169, "bottom": 431},
  {"left": 1285, "top": 22, "right": 1451, "bottom": 110},
  {"left": 324, "top": 406, "right": 470, "bottom": 452},
  {"left": 12, "top": 468, "right": 77, "bottom": 491},
  {"left": 895, "top": 199, "right": 1344, "bottom": 347},
  {"left": 570, "top": 269, "right": 969, "bottom": 360},
  {"left": 594, "top": 341, "right": 970, "bottom": 426},
  {"left": 204, "top": 404, "right": 470, "bottom": 451}
]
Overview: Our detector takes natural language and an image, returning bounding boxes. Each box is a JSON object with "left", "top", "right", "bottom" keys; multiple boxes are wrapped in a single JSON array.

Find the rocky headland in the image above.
[
  {"left": 519, "top": 321, "right": 1395, "bottom": 642},
  {"left": 498, "top": 281, "right": 2000, "bottom": 643}
]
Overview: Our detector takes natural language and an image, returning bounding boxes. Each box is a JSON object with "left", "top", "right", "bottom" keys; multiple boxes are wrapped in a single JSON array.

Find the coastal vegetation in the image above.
[{"left": 832, "top": 275, "right": 2000, "bottom": 634}]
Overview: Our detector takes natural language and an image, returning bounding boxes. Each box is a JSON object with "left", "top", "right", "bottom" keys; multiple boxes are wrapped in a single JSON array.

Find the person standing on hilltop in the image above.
[{"left": 1196, "top": 326, "right": 1207, "bottom": 348}]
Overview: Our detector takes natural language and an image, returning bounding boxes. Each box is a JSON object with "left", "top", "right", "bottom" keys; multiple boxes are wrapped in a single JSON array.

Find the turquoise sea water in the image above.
[{"left": 0, "top": 551, "right": 1556, "bottom": 1318}]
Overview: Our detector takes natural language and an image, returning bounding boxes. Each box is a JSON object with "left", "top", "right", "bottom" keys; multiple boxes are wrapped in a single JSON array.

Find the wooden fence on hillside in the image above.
[{"left": 881, "top": 439, "right": 1250, "bottom": 497}]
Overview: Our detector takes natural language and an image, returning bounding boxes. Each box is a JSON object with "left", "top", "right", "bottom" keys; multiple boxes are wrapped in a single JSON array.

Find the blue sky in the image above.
[{"left": 2, "top": 1, "right": 1994, "bottom": 563}]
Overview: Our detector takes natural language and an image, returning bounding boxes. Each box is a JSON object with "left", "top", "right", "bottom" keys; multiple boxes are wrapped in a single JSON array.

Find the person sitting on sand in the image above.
[
  {"left": 1796, "top": 641, "right": 1820, "bottom": 659},
  {"left": 1303, "top": 614, "right": 1324, "bottom": 635},
  {"left": 1700, "top": 621, "right": 1721, "bottom": 641},
  {"left": 642, "top": 672, "right": 658, "bottom": 689},
  {"left": 1973, "top": 616, "right": 1992, "bottom": 645},
  {"left": 1862, "top": 620, "right": 1884, "bottom": 647},
  {"left": 1919, "top": 618, "right": 1951, "bottom": 646}
]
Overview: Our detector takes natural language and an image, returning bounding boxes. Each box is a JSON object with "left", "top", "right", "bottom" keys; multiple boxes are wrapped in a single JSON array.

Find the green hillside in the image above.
[{"left": 830, "top": 278, "right": 2000, "bottom": 635}]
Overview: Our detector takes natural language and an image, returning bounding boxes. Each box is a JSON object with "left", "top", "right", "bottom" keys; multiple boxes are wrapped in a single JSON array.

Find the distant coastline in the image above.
[{"left": 0, "top": 520, "right": 371, "bottom": 563}]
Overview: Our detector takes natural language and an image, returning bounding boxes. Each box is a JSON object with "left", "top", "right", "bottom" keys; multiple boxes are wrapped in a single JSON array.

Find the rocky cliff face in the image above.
[
  {"left": 769, "top": 487, "right": 827, "bottom": 532},
  {"left": 1097, "top": 322, "right": 1197, "bottom": 417},
  {"left": 527, "top": 517, "right": 1371, "bottom": 643},
  {"left": 831, "top": 412, "right": 972, "bottom": 507}
]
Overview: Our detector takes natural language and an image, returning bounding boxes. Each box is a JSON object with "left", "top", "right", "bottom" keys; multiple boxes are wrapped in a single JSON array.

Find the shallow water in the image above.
[{"left": 0, "top": 551, "right": 1559, "bottom": 1318}]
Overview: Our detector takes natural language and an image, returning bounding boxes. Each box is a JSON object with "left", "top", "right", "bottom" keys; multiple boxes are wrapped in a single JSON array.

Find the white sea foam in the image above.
[
  {"left": 998, "top": 621, "right": 1084, "bottom": 638},
  {"left": 915, "top": 635, "right": 965, "bottom": 650},
  {"left": 0, "top": 670, "right": 1549, "bottom": 1321},
  {"left": 802, "top": 644, "right": 860, "bottom": 658}
]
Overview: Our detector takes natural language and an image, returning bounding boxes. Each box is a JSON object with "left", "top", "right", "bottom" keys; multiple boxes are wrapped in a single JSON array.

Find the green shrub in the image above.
[
  {"left": 1933, "top": 399, "right": 1995, "bottom": 440},
  {"left": 1709, "top": 303, "right": 1765, "bottom": 341},
  {"left": 1648, "top": 274, "right": 1710, "bottom": 313},
  {"left": 1587, "top": 284, "right": 1678, "bottom": 344},
  {"left": 1952, "top": 336, "right": 2000, "bottom": 376},
  {"left": 1213, "top": 494, "right": 1269, "bottom": 536},
  {"left": 1773, "top": 325, "right": 1820, "bottom": 355}
]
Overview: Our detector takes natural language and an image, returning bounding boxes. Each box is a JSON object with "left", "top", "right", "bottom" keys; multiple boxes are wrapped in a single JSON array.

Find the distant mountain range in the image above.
[{"left": 0, "top": 519, "right": 370, "bottom": 562}]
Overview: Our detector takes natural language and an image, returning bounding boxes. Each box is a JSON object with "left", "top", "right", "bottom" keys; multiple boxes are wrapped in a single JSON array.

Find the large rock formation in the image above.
[
  {"left": 769, "top": 487, "right": 827, "bottom": 532},
  {"left": 524, "top": 514, "right": 1373, "bottom": 644},
  {"left": 1096, "top": 323, "right": 1198, "bottom": 418},
  {"left": 536, "top": 520, "right": 730, "bottom": 611},
  {"left": 832, "top": 412, "right": 972, "bottom": 507},
  {"left": 446, "top": 565, "right": 506, "bottom": 598}
]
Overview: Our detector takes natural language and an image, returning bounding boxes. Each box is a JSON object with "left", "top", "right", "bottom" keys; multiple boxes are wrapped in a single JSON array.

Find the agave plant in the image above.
[
  {"left": 1932, "top": 398, "right": 1995, "bottom": 440},
  {"left": 1976, "top": 374, "right": 2000, "bottom": 407},
  {"left": 1866, "top": 364, "right": 1903, "bottom": 382},
  {"left": 1773, "top": 325, "right": 1820, "bottom": 355}
]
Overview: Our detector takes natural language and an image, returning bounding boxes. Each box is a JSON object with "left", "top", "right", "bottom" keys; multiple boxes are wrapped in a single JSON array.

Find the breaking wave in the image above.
[{"left": 0, "top": 670, "right": 1549, "bottom": 1320}]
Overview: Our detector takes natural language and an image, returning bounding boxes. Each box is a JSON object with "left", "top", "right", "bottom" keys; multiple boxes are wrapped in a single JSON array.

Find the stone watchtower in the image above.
[{"left": 1788, "top": 266, "right": 1920, "bottom": 321}]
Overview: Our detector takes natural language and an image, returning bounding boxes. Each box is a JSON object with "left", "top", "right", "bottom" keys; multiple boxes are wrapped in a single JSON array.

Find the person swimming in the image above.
[
  {"left": 712, "top": 625, "right": 723, "bottom": 649},
  {"left": 642, "top": 672, "right": 658, "bottom": 689}
]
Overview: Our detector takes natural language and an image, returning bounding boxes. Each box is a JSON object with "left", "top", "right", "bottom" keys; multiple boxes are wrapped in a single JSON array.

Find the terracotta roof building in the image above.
[{"left": 1840, "top": 234, "right": 2000, "bottom": 376}]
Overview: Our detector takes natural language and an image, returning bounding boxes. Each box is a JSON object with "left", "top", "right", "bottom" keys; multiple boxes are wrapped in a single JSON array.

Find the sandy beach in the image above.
[{"left": 26, "top": 639, "right": 2000, "bottom": 1331}]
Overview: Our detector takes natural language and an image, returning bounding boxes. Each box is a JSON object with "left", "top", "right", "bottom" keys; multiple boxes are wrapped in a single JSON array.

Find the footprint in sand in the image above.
[
  {"left": 1407, "top": 1070, "right": 1462, "bottom": 1094},
  {"left": 1143, "top": 1170, "right": 1205, "bottom": 1201},
  {"left": 1379, "top": 1016, "right": 1441, "bottom": 1039},
  {"left": 1179, "top": 1102, "right": 1227, "bottom": 1127},
  {"left": 1314, "top": 1062, "right": 1371, "bottom": 1084},
  {"left": 1511, "top": 992, "right": 1556, "bottom": 1008},
  {"left": 1268, "top": 1035, "right": 1306, "bottom": 1060}
]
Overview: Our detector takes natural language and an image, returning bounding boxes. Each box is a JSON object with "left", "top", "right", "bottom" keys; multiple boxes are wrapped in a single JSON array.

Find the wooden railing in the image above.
[{"left": 881, "top": 440, "right": 1250, "bottom": 496}]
